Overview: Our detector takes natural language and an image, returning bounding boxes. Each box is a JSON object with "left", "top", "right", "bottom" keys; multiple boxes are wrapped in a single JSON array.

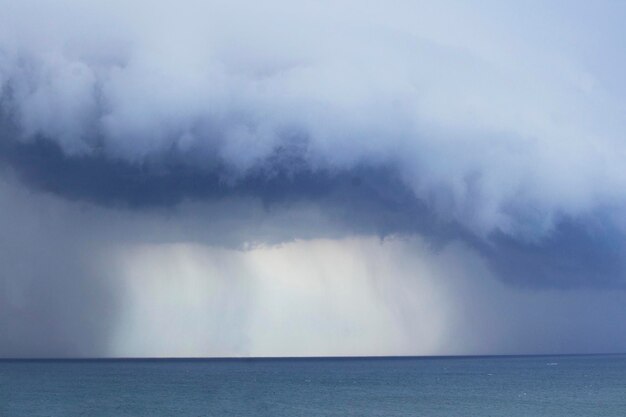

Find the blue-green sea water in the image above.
[{"left": 1, "top": 355, "right": 625, "bottom": 416}]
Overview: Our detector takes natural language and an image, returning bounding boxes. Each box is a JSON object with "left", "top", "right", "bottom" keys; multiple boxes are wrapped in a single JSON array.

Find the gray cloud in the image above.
[
  {"left": 3, "top": 134, "right": 625, "bottom": 289},
  {"left": 2, "top": 0, "right": 626, "bottom": 237},
  {"left": 1, "top": 0, "right": 626, "bottom": 356}
]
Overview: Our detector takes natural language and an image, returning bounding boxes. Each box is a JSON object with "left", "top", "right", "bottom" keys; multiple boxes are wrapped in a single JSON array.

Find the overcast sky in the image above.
[{"left": 1, "top": 0, "right": 626, "bottom": 357}]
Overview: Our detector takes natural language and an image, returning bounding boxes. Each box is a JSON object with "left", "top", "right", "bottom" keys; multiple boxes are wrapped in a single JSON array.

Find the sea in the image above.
[{"left": 1, "top": 355, "right": 625, "bottom": 416}]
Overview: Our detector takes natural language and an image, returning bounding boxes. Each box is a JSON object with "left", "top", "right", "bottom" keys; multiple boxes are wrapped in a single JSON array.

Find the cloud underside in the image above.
[{"left": 2, "top": 137, "right": 625, "bottom": 289}]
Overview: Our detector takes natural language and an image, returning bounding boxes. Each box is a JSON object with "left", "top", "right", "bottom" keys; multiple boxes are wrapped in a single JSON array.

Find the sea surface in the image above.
[{"left": 1, "top": 355, "right": 625, "bottom": 416}]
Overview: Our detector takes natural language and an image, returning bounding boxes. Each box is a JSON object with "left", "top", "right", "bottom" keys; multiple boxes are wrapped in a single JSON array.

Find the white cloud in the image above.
[{"left": 2, "top": 0, "right": 626, "bottom": 238}]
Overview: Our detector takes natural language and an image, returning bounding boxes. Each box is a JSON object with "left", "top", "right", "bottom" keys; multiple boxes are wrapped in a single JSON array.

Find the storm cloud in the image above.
[{"left": 1, "top": 0, "right": 626, "bottom": 356}]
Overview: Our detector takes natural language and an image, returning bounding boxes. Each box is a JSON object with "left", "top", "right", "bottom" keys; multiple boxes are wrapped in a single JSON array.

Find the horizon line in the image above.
[{"left": 2, "top": 352, "right": 625, "bottom": 361}]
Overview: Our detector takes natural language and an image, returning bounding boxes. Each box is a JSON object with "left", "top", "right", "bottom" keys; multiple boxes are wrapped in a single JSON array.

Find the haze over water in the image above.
[{"left": 2, "top": 354, "right": 624, "bottom": 416}]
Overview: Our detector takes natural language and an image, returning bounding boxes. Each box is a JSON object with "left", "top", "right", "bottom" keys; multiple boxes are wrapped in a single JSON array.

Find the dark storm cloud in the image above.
[
  {"left": 0, "top": 133, "right": 350, "bottom": 208},
  {"left": 2, "top": 0, "right": 626, "bottom": 357},
  {"left": 3, "top": 132, "right": 625, "bottom": 289},
  {"left": 483, "top": 219, "right": 626, "bottom": 289},
  {"left": 0, "top": 129, "right": 442, "bottom": 240}
]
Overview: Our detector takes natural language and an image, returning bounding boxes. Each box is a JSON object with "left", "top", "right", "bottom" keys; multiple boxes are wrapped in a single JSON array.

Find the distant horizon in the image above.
[{"left": 4, "top": 352, "right": 626, "bottom": 361}]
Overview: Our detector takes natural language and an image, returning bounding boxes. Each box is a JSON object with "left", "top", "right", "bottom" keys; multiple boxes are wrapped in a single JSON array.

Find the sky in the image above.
[{"left": 1, "top": 0, "right": 626, "bottom": 357}]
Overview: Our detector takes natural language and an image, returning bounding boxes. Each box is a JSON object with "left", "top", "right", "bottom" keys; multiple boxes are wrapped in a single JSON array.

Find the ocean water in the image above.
[{"left": 1, "top": 355, "right": 625, "bottom": 416}]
